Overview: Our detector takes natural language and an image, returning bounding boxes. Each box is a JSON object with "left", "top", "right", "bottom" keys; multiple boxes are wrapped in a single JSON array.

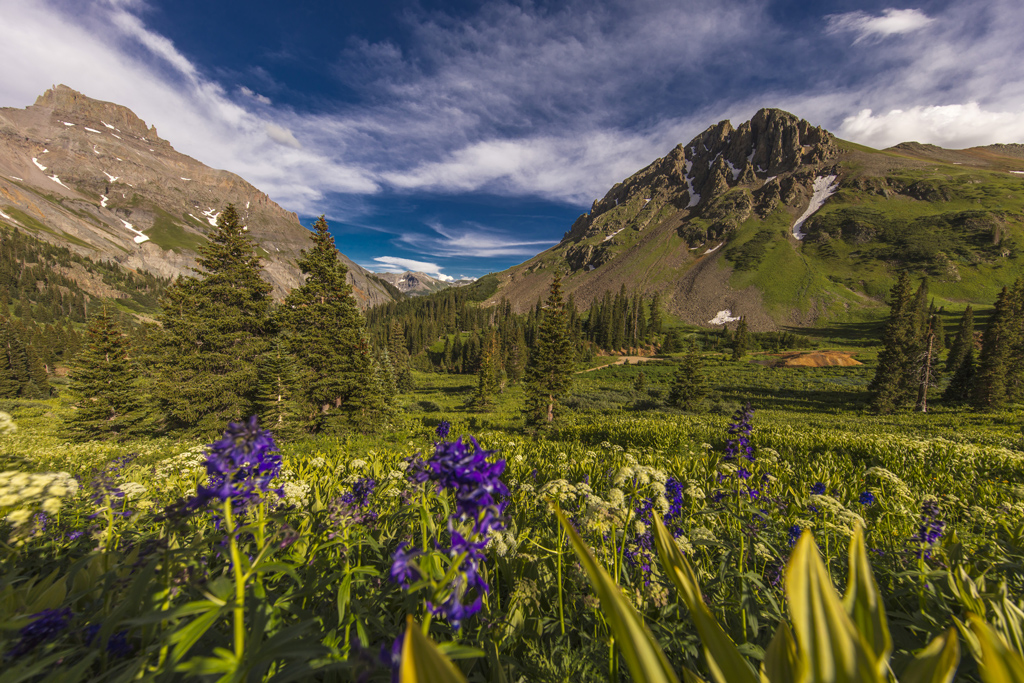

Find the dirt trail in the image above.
[{"left": 579, "top": 356, "right": 660, "bottom": 373}]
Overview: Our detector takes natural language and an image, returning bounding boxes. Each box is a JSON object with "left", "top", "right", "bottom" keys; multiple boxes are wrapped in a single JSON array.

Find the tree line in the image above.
[
  {"left": 870, "top": 272, "right": 1024, "bottom": 412},
  {"left": 64, "top": 208, "right": 408, "bottom": 441}
]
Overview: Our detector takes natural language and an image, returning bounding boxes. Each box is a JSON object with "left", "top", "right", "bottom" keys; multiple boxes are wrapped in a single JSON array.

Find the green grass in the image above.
[{"left": 144, "top": 209, "right": 207, "bottom": 252}]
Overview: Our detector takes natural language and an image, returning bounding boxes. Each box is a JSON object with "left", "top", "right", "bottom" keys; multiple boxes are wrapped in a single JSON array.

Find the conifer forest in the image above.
[{"left": 3, "top": 206, "right": 1024, "bottom": 683}]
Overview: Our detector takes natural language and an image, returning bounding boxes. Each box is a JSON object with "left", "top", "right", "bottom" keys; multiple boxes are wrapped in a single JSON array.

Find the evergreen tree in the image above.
[
  {"left": 153, "top": 204, "right": 274, "bottom": 433},
  {"left": 474, "top": 332, "right": 500, "bottom": 410},
  {"left": 280, "top": 215, "right": 387, "bottom": 432},
  {"left": 669, "top": 343, "right": 706, "bottom": 410},
  {"left": 388, "top": 320, "right": 414, "bottom": 392},
  {"left": 255, "top": 337, "right": 303, "bottom": 441},
  {"left": 524, "top": 274, "right": 575, "bottom": 427},
  {"left": 973, "top": 284, "right": 1023, "bottom": 409},
  {"left": 946, "top": 306, "right": 974, "bottom": 374},
  {"left": 731, "top": 318, "right": 749, "bottom": 361},
  {"left": 870, "top": 272, "right": 921, "bottom": 413},
  {"left": 633, "top": 370, "right": 647, "bottom": 393},
  {"left": 944, "top": 347, "right": 976, "bottom": 402},
  {"left": 66, "top": 306, "right": 143, "bottom": 440},
  {"left": 915, "top": 309, "right": 942, "bottom": 412}
]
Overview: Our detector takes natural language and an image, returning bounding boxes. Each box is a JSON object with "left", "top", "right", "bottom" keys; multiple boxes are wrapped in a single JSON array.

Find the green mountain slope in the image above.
[{"left": 489, "top": 109, "right": 1024, "bottom": 329}]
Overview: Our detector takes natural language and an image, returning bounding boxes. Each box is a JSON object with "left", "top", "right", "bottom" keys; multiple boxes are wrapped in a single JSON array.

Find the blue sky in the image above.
[{"left": 2, "top": 0, "right": 1024, "bottom": 280}]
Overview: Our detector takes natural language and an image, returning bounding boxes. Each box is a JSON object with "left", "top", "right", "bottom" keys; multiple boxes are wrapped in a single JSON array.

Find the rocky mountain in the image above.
[
  {"left": 0, "top": 85, "right": 396, "bottom": 308},
  {"left": 375, "top": 270, "right": 474, "bottom": 296},
  {"left": 489, "top": 108, "right": 1024, "bottom": 329}
]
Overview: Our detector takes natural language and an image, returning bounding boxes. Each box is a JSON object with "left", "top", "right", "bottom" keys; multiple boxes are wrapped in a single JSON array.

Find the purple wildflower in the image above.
[
  {"left": 166, "top": 417, "right": 283, "bottom": 518},
  {"left": 859, "top": 491, "right": 876, "bottom": 506},
  {"left": 725, "top": 404, "right": 755, "bottom": 462},
  {"left": 8, "top": 608, "right": 72, "bottom": 658},
  {"left": 810, "top": 482, "right": 826, "bottom": 496},
  {"left": 341, "top": 477, "right": 377, "bottom": 508},
  {"left": 787, "top": 524, "right": 802, "bottom": 547},
  {"left": 737, "top": 468, "right": 751, "bottom": 480},
  {"left": 389, "top": 542, "right": 421, "bottom": 586},
  {"left": 911, "top": 499, "right": 945, "bottom": 559},
  {"left": 435, "top": 420, "right": 451, "bottom": 440}
]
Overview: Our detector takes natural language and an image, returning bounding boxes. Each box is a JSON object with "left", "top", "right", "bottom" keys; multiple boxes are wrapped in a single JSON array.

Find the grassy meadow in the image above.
[{"left": 1, "top": 325, "right": 1023, "bottom": 682}]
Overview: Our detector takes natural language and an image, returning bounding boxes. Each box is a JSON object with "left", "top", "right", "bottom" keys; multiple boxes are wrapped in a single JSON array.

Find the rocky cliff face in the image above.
[
  {"left": 490, "top": 108, "right": 1024, "bottom": 329},
  {"left": 0, "top": 85, "right": 395, "bottom": 308}
]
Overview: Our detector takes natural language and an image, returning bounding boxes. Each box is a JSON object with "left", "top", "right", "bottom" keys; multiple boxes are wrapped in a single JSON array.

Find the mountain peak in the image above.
[{"left": 34, "top": 84, "right": 158, "bottom": 140}]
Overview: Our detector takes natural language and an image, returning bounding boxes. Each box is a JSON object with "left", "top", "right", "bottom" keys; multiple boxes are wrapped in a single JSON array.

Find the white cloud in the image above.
[
  {"left": 266, "top": 123, "right": 302, "bottom": 149},
  {"left": 372, "top": 256, "right": 448, "bottom": 279},
  {"left": 838, "top": 103, "right": 1024, "bottom": 149},
  {"left": 240, "top": 86, "right": 272, "bottom": 105},
  {"left": 826, "top": 8, "right": 935, "bottom": 44},
  {"left": 398, "top": 221, "right": 558, "bottom": 258}
]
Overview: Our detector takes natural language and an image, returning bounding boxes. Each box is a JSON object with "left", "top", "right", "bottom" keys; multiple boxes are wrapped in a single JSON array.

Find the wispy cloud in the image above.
[
  {"left": 371, "top": 256, "right": 451, "bottom": 280},
  {"left": 825, "top": 8, "right": 934, "bottom": 44},
  {"left": 398, "top": 222, "right": 558, "bottom": 258}
]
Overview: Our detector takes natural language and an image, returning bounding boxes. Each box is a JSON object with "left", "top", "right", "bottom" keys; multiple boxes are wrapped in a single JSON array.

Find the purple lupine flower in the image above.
[
  {"left": 859, "top": 491, "right": 876, "bottom": 506},
  {"left": 664, "top": 477, "right": 685, "bottom": 523},
  {"left": 341, "top": 477, "right": 377, "bottom": 508},
  {"left": 810, "top": 482, "right": 827, "bottom": 496},
  {"left": 85, "top": 624, "right": 133, "bottom": 658},
  {"left": 725, "top": 404, "right": 755, "bottom": 462},
  {"left": 165, "top": 417, "right": 283, "bottom": 518},
  {"left": 389, "top": 542, "right": 421, "bottom": 586},
  {"left": 8, "top": 608, "right": 72, "bottom": 658},
  {"left": 911, "top": 499, "right": 945, "bottom": 559},
  {"left": 736, "top": 468, "right": 751, "bottom": 480},
  {"left": 787, "top": 524, "right": 802, "bottom": 547},
  {"left": 435, "top": 420, "right": 451, "bottom": 440}
]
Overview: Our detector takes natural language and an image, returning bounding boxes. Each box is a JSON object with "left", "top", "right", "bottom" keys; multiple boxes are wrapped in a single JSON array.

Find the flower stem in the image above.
[{"left": 224, "top": 500, "right": 246, "bottom": 660}]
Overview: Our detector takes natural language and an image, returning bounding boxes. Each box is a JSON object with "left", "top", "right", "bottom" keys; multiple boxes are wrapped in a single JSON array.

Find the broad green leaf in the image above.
[
  {"left": 557, "top": 509, "right": 681, "bottom": 683},
  {"left": 786, "top": 531, "right": 881, "bottom": 683},
  {"left": 842, "top": 524, "right": 892, "bottom": 675},
  {"left": 399, "top": 616, "right": 467, "bottom": 683},
  {"left": 26, "top": 575, "right": 66, "bottom": 613},
  {"left": 969, "top": 614, "right": 1024, "bottom": 683},
  {"left": 651, "top": 514, "right": 758, "bottom": 683},
  {"left": 953, "top": 615, "right": 983, "bottom": 664},
  {"left": 901, "top": 628, "right": 960, "bottom": 683},
  {"left": 761, "top": 621, "right": 800, "bottom": 683}
]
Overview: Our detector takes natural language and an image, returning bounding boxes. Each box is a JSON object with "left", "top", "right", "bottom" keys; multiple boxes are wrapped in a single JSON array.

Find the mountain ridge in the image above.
[
  {"left": 0, "top": 85, "right": 396, "bottom": 308},
  {"left": 486, "top": 108, "right": 1024, "bottom": 329}
]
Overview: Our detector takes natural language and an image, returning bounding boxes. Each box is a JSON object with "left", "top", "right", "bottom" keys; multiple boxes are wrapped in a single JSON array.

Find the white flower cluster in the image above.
[
  {"left": 486, "top": 529, "right": 519, "bottom": 557},
  {"left": 864, "top": 467, "right": 913, "bottom": 501},
  {"left": 155, "top": 450, "right": 207, "bottom": 478},
  {"left": 0, "top": 470, "right": 79, "bottom": 523},
  {"left": 613, "top": 464, "right": 667, "bottom": 487},
  {"left": 0, "top": 411, "right": 16, "bottom": 435},
  {"left": 281, "top": 480, "right": 311, "bottom": 507},
  {"left": 119, "top": 482, "right": 147, "bottom": 500}
]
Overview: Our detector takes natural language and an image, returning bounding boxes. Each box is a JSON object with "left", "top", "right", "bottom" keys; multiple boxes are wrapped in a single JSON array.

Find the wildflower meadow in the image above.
[{"left": 1, "top": 363, "right": 1024, "bottom": 682}]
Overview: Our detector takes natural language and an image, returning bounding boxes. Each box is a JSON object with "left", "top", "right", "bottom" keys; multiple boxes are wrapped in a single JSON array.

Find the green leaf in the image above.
[
  {"left": 842, "top": 524, "right": 892, "bottom": 675},
  {"left": 558, "top": 508, "right": 681, "bottom": 683},
  {"left": 761, "top": 622, "right": 800, "bottom": 683},
  {"left": 969, "top": 614, "right": 1024, "bottom": 683},
  {"left": 900, "top": 628, "right": 960, "bottom": 683},
  {"left": 399, "top": 616, "right": 468, "bottom": 683},
  {"left": 786, "top": 531, "right": 882, "bottom": 683},
  {"left": 651, "top": 514, "right": 758, "bottom": 683}
]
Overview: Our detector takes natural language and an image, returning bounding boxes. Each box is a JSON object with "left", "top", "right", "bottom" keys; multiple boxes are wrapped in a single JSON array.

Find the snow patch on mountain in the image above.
[
  {"left": 791, "top": 175, "right": 839, "bottom": 239},
  {"left": 48, "top": 175, "right": 70, "bottom": 189},
  {"left": 31, "top": 158, "right": 47, "bottom": 171},
  {"left": 708, "top": 310, "right": 741, "bottom": 325}
]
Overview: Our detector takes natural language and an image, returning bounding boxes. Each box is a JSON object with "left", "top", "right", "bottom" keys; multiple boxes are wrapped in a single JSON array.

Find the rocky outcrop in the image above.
[{"left": 0, "top": 85, "right": 395, "bottom": 308}]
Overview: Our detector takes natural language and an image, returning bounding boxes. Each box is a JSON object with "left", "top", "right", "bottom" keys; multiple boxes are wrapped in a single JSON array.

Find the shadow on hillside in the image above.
[
  {"left": 716, "top": 386, "right": 873, "bottom": 413},
  {"left": 782, "top": 322, "right": 882, "bottom": 348}
]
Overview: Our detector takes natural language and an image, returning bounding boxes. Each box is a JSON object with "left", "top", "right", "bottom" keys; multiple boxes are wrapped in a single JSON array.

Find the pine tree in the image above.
[
  {"left": 524, "top": 274, "right": 575, "bottom": 427},
  {"left": 731, "top": 318, "right": 749, "bottom": 361},
  {"left": 973, "top": 283, "right": 1023, "bottom": 408},
  {"left": 474, "top": 331, "right": 500, "bottom": 410},
  {"left": 947, "top": 306, "right": 974, "bottom": 375},
  {"left": 388, "top": 320, "right": 414, "bottom": 392},
  {"left": 255, "top": 337, "right": 303, "bottom": 441},
  {"left": 915, "top": 309, "right": 942, "bottom": 412},
  {"left": 153, "top": 204, "right": 274, "bottom": 433},
  {"left": 66, "top": 306, "right": 143, "bottom": 440},
  {"left": 870, "top": 272, "right": 921, "bottom": 413},
  {"left": 669, "top": 343, "right": 706, "bottom": 410},
  {"left": 280, "top": 215, "right": 387, "bottom": 433}
]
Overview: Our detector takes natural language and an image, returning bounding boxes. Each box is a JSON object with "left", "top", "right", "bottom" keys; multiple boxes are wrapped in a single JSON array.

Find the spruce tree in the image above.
[
  {"left": 870, "top": 272, "right": 920, "bottom": 413},
  {"left": 973, "top": 284, "right": 1023, "bottom": 408},
  {"left": 280, "top": 215, "right": 387, "bottom": 432},
  {"left": 153, "top": 204, "right": 274, "bottom": 433},
  {"left": 474, "top": 332, "right": 500, "bottom": 410},
  {"left": 66, "top": 306, "right": 143, "bottom": 440},
  {"left": 388, "top": 320, "right": 414, "bottom": 392},
  {"left": 524, "top": 274, "right": 575, "bottom": 426},
  {"left": 669, "top": 343, "right": 706, "bottom": 410},
  {"left": 732, "top": 318, "right": 749, "bottom": 361},
  {"left": 947, "top": 306, "right": 974, "bottom": 374},
  {"left": 255, "top": 337, "right": 303, "bottom": 441}
]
